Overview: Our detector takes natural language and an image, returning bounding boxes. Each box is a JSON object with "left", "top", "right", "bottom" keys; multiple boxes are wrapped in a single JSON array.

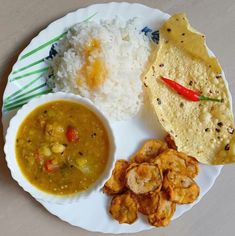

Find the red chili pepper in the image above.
[
  {"left": 160, "top": 77, "right": 222, "bottom": 102},
  {"left": 66, "top": 126, "right": 79, "bottom": 142}
]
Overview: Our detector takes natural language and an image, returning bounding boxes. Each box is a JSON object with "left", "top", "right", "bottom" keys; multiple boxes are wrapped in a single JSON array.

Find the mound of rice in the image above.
[{"left": 48, "top": 18, "right": 151, "bottom": 121}]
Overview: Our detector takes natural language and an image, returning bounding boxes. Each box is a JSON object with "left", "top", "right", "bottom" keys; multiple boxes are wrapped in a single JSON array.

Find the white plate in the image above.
[{"left": 2, "top": 2, "right": 222, "bottom": 234}]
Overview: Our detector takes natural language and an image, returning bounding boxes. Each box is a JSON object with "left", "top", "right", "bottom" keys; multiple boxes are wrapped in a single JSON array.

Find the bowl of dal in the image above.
[{"left": 4, "top": 92, "right": 116, "bottom": 204}]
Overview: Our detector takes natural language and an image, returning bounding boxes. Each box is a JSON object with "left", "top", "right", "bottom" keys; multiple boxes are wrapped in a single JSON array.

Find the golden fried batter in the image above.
[
  {"left": 131, "top": 140, "right": 168, "bottom": 163},
  {"left": 164, "top": 134, "right": 177, "bottom": 150},
  {"left": 163, "top": 170, "right": 200, "bottom": 204},
  {"left": 126, "top": 163, "right": 162, "bottom": 194},
  {"left": 104, "top": 137, "right": 201, "bottom": 227},
  {"left": 103, "top": 160, "right": 129, "bottom": 195},
  {"left": 148, "top": 191, "right": 176, "bottom": 227},
  {"left": 136, "top": 189, "right": 159, "bottom": 215},
  {"left": 109, "top": 191, "right": 138, "bottom": 224},
  {"left": 153, "top": 149, "right": 199, "bottom": 178}
]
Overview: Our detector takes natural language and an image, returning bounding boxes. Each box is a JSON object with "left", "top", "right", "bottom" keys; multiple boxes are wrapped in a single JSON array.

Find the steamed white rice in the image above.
[{"left": 48, "top": 18, "right": 151, "bottom": 121}]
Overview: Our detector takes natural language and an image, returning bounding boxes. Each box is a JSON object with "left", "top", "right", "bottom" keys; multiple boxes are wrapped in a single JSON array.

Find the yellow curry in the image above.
[{"left": 16, "top": 100, "right": 109, "bottom": 195}]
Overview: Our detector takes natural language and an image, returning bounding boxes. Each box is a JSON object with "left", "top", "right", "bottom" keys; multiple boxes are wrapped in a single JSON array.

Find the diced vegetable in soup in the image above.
[{"left": 16, "top": 100, "right": 110, "bottom": 195}]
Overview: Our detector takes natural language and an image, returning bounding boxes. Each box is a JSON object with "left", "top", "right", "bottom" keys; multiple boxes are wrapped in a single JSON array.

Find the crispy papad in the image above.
[{"left": 144, "top": 13, "right": 235, "bottom": 164}]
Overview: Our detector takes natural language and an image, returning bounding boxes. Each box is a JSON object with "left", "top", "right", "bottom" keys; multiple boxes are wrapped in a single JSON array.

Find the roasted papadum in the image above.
[{"left": 143, "top": 13, "right": 235, "bottom": 164}]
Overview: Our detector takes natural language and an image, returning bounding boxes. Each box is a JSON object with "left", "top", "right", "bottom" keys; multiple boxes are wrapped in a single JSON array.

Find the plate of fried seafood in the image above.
[{"left": 2, "top": 2, "right": 235, "bottom": 234}]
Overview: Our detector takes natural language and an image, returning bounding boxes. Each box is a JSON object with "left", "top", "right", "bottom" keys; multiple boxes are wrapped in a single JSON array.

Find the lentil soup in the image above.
[{"left": 15, "top": 100, "right": 110, "bottom": 195}]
